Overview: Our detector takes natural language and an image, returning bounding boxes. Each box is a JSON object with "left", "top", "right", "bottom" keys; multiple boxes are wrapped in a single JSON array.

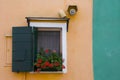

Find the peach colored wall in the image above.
[{"left": 0, "top": 0, "right": 93, "bottom": 80}]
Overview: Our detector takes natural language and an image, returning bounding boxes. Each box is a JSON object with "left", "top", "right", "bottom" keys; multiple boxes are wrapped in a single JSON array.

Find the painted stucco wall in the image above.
[
  {"left": 93, "top": 0, "right": 120, "bottom": 80},
  {"left": 0, "top": 0, "right": 93, "bottom": 80}
]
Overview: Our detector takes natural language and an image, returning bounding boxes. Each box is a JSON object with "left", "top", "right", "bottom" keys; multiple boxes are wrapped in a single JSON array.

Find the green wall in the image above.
[{"left": 93, "top": 0, "right": 120, "bottom": 80}]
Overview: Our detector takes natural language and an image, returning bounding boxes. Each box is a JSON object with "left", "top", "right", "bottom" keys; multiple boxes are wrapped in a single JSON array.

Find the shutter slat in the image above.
[{"left": 13, "top": 34, "right": 32, "bottom": 42}]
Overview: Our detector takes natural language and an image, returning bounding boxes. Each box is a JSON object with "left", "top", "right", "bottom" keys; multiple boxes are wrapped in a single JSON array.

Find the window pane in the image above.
[{"left": 37, "top": 31, "right": 60, "bottom": 54}]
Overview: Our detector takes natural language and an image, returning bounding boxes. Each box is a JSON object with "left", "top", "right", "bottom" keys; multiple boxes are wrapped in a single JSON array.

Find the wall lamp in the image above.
[{"left": 67, "top": 5, "right": 78, "bottom": 16}]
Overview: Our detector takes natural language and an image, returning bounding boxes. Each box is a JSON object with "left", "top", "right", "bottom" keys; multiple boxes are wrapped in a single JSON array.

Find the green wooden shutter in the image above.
[
  {"left": 33, "top": 27, "right": 38, "bottom": 61},
  {"left": 12, "top": 27, "right": 34, "bottom": 72}
]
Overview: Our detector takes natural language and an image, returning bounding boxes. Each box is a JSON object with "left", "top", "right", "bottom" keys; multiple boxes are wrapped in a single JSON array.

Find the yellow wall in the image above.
[{"left": 0, "top": 0, "right": 93, "bottom": 80}]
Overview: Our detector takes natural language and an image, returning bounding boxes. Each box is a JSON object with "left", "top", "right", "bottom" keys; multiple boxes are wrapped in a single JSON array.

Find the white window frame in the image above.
[{"left": 30, "top": 22, "right": 67, "bottom": 73}]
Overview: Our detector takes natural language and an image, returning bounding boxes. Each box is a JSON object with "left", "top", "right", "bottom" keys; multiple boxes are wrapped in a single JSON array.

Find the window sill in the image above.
[{"left": 29, "top": 71, "right": 65, "bottom": 74}]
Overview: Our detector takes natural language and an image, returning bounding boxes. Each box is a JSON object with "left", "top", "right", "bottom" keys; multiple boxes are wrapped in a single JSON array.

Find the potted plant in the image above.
[{"left": 34, "top": 48, "right": 65, "bottom": 72}]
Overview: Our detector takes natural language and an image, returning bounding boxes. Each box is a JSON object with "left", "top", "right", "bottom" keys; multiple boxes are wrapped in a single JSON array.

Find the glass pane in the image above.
[{"left": 37, "top": 31, "right": 60, "bottom": 54}]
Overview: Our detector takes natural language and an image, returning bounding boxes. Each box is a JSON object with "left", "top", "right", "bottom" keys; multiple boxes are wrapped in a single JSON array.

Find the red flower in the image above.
[
  {"left": 37, "top": 59, "right": 42, "bottom": 63},
  {"left": 36, "top": 63, "right": 40, "bottom": 67},
  {"left": 62, "top": 65, "right": 65, "bottom": 69},
  {"left": 49, "top": 63, "right": 54, "bottom": 68},
  {"left": 44, "top": 61, "right": 50, "bottom": 66},
  {"left": 45, "top": 49, "right": 49, "bottom": 53},
  {"left": 54, "top": 62, "right": 60, "bottom": 66},
  {"left": 52, "top": 50, "right": 56, "bottom": 53},
  {"left": 41, "top": 65, "right": 46, "bottom": 69}
]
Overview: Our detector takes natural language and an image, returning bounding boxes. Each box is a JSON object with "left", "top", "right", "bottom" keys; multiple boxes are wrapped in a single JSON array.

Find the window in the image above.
[
  {"left": 34, "top": 28, "right": 63, "bottom": 72},
  {"left": 37, "top": 28, "right": 61, "bottom": 54},
  {"left": 12, "top": 17, "right": 69, "bottom": 73}
]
